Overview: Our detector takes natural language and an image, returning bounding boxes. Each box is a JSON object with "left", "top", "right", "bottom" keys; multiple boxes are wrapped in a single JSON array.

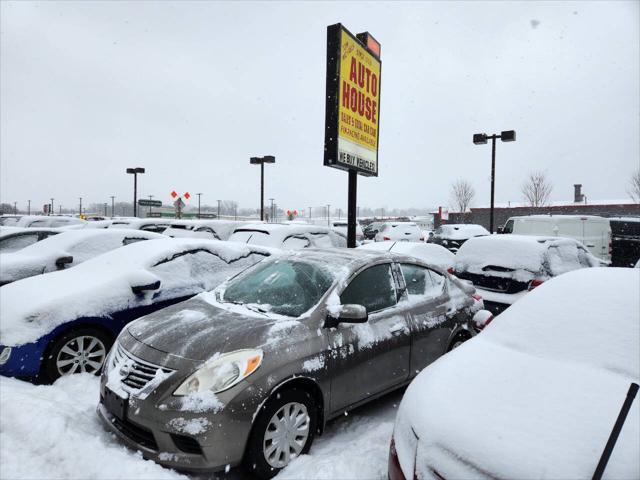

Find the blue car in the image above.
[{"left": 0, "top": 238, "right": 271, "bottom": 382}]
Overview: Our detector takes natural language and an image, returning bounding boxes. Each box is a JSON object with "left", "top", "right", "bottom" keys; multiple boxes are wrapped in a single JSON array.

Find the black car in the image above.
[
  {"left": 609, "top": 217, "right": 640, "bottom": 267},
  {"left": 427, "top": 224, "right": 490, "bottom": 253}
]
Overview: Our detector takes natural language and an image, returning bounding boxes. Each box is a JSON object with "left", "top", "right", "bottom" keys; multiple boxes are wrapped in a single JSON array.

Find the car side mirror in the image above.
[
  {"left": 131, "top": 280, "right": 161, "bottom": 295},
  {"left": 497, "top": 226, "right": 504, "bottom": 234},
  {"left": 55, "top": 256, "right": 73, "bottom": 269},
  {"left": 325, "top": 304, "right": 368, "bottom": 328}
]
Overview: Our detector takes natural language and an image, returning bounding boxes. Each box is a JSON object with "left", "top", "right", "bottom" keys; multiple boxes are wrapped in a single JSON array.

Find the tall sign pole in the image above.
[{"left": 324, "top": 24, "right": 381, "bottom": 248}]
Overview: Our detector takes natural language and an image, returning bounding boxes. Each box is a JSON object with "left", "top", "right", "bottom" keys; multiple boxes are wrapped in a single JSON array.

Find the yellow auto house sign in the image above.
[{"left": 324, "top": 24, "right": 381, "bottom": 177}]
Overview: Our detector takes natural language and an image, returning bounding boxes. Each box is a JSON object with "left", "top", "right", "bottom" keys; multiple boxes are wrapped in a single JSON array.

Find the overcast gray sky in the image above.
[{"left": 1, "top": 1, "right": 638, "bottom": 214}]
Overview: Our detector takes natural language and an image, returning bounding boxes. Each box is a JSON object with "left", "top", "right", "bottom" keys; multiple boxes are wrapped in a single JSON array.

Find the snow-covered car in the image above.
[
  {"left": 0, "top": 227, "right": 61, "bottom": 253},
  {"left": 452, "top": 235, "right": 601, "bottom": 315},
  {"left": 428, "top": 224, "right": 490, "bottom": 252},
  {"left": 108, "top": 218, "right": 173, "bottom": 233},
  {"left": 0, "top": 239, "right": 271, "bottom": 382},
  {"left": 228, "top": 223, "right": 347, "bottom": 249},
  {"left": 374, "top": 222, "right": 422, "bottom": 242},
  {"left": 163, "top": 220, "right": 252, "bottom": 241},
  {"left": 331, "top": 220, "right": 364, "bottom": 243},
  {"left": 98, "top": 248, "right": 488, "bottom": 477},
  {"left": 358, "top": 241, "right": 455, "bottom": 271},
  {"left": 0, "top": 229, "right": 163, "bottom": 285},
  {"left": 15, "top": 215, "right": 86, "bottom": 229},
  {"left": 0, "top": 215, "right": 22, "bottom": 226},
  {"left": 389, "top": 267, "right": 639, "bottom": 480}
]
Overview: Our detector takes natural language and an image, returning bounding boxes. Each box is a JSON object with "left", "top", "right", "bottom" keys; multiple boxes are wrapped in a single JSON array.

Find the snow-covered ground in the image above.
[{"left": 0, "top": 374, "right": 400, "bottom": 479}]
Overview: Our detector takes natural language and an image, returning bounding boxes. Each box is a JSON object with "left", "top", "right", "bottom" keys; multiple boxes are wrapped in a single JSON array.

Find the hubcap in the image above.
[
  {"left": 56, "top": 335, "right": 106, "bottom": 376},
  {"left": 263, "top": 402, "right": 310, "bottom": 469}
]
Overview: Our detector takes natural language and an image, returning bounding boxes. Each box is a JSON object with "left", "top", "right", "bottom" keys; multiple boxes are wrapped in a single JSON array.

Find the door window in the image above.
[
  {"left": 341, "top": 264, "right": 397, "bottom": 313},
  {"left": 0, "top": 233, "right": 39, "bottom": 253},
  {"left": 399, "top": 264, "right": 445, "bottom": 299}
]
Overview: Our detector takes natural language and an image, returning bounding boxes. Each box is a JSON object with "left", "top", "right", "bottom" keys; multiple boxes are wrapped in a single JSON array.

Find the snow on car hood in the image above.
[
  {"left": 0, "top": 238, "right": 272, "bottom": 346},
  {"left": 395, "top": 268, "right": 639, "bottom": 479}
]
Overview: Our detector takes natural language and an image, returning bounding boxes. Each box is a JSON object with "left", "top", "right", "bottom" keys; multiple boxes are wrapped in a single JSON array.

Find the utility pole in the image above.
[
  {"left": 59, "top": 205, "right": 62, "bottom": 214},
  {"left": 103, "top": 203, "right": 108, "bottom": 216},
  {"left": 110, "top": 196, "right": 116, "bottom": 218},
  {"left": 78, "top": 197, "right": 82, "bottom": 217},
  {"left": 217, "top": 199, "right": 221, "bottom": 219},
  {"left": 196, "top": 193, "right": 202, "bottom": 218},
  {"left": 326, "top": 204, "right": 331, "bottom": 227},
  {"left": 148, "top": 195, "right": 154, "bottom": 217},
  {"left": 27, "top": 200, "right": 31, "bottom": 216},
  {"left": 13, "top": 202, "right": 17, "bottom": 215},
  {"left": 50, "top": 198, "right": 54, "bottom": 216},
  {"left": 309, "top": 207, "right": 312, "bottom": 219},
  {"left": 269, "top": 198, "right": 275, "bottom": 222}
]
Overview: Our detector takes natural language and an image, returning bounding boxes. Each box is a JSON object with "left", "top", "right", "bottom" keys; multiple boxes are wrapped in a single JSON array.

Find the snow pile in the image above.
[
  {"left": 437, "top": 224, "right": 489, "bottom": 240},
  {"left": 359, "top": 241, "right": 454, "bottom": 270},
  {"left": 302, "top": 356, "right": 325, "bottom": 372},
  {"left": 0, "top": 238, "right": 272, "bottom": 346},
  {"left": 167, "top": 417, "right": 211, "bottom": 435},
  {"left": 394, "top": 268, "right": 640, "bottom": 479},
  {"left": 228, "top": 223, "right": 346, "bottom": 249},
  {"left": 178, "top": 390, "right": 225, "bottom": 413},
  {"left": 0, "top": 375, "right": 186, "bottom": 480}
]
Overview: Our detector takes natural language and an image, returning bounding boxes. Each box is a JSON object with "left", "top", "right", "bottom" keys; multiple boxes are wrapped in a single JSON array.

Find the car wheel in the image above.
[
  {"left": 42, "top": 328, "right": 112, "bottom": 383},
  {"left": 448, "top": 333, "right": 471, "bottom": 352},
  {"left": 244, "top": 388, "right": 317, "bottom": 479}
]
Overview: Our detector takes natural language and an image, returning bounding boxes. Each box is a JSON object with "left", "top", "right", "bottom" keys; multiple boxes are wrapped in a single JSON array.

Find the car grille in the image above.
[{"left": 111, "top": 343, "right": 174, "bottom": 392}]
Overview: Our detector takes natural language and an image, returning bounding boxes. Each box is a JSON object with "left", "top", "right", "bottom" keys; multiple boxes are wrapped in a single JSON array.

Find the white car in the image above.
[
  {"left": 331, "top": 221, "right": 364, "bottom": 243},
  {"left": 15, "top": 215, "right": 85, "bottom": 229},
  {"left": 374, "top": 222, "right": 422, "bottom": 242},
  {"left": 228, "top": 223, "right": 347, "bottom": 249},
  {"left": 108, "top": 218, "right": 173, "bottom": 233},
  {"left": 390, "top": 267, "right": 639, "bottom": 480},
  {"left": 163, "top": 220, "right": 253, "bottom": 240},
  {"left": 452, "top": 235, "right": 601, "bottom": 315},
  {"left": 0, "top": 229, "right": 163, "bottom": 285},
  {"left": 358, "top": 241, "right": 455, "bottom": 271},
  {"left": 428, "top": 224, "right": 490, "bottom": 252}
]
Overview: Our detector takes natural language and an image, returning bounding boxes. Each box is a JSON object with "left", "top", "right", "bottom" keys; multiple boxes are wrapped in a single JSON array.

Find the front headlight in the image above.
[{"left": 173, "top": 349, "right": 263, "bottom": 396}]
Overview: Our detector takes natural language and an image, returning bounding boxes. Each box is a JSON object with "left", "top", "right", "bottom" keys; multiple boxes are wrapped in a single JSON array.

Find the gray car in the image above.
[{"left": 97, "top": 248, "right": 485, "bottom": 478}]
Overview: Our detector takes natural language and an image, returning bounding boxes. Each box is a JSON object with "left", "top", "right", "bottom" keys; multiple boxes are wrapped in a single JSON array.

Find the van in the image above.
[{"left": 501, "top": 215, "right": 611, "bottom": 262}]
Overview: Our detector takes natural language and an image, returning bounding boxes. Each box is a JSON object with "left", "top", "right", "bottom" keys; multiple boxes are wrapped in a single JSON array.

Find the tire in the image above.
[
  {"left": 42, "top": 327, "right": 113, "bottom": 383},
  {"left": 244, "top": 388, "right": 317, "bottom": 479},
  {"left": 448, "top": 333, "right": 470, "bottom": 352}
]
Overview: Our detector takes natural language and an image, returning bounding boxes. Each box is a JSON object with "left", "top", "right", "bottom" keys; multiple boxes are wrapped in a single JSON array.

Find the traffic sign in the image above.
[
  {"left": 138, "top": 199, "right": 162, "bottom": 207},
  {"left": 184, "top": 192, "right": 191, "bottom": 200},
  {"left": 170, "top": 191, "right": 178, "bottom": 199}
]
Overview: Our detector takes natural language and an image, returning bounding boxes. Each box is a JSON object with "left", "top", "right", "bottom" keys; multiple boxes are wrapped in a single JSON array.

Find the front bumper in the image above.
[
  {"left": 96, "top": 338, "right": 263, "bottom": 473},
  {"left": 0, "top": 341, "right": 46, "bottom": 378}
]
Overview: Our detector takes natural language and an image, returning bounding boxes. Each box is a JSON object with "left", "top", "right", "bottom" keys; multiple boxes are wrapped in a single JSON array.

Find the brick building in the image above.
[{"left": 437, "top": 185, "right": 640, "bottom": 231}]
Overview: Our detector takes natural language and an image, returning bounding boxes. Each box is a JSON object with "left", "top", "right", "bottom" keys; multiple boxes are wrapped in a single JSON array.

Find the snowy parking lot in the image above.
[{"left": 0, "top": 374, "right": 402, "bottom": 480}]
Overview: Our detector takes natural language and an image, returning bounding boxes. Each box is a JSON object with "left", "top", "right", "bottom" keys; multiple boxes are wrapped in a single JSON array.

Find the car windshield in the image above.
[{"left": 222, "top": 258, "right": 334, "bottom": 317}]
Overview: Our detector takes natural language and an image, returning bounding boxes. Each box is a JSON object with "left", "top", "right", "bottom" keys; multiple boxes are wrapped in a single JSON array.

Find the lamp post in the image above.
[
  {"left": 326, "top": 204, "right": 331, "bottom": 227},
  {"left": 269, "top": 198, "right": 274, "bottom": 222},
  {"left": 196, "top": 193, "right": 202, "bottom": 218},
  {"left": 217, "top": 200, "right": 221, "bottom": 219},
  {"left": 249, "top": 155, "right": 275, "bottom": 221},
  {"left": 13, "top": 202, "right": 17, "bottom": 214},
  {"left": 148, "top": 195, "right": 154, "bottom": 217},
  {"left": 50, "top": 198, "right": 54, "bottom": 216},
  {"left": 126, "top": 167, "right": 145, "bottom": 217},
  {"left": 110, "top": 196, "right": 116, "bottom": 218},
  {"left": 473, "top": 130, "right": 516, "bottom": 233},
  {"left": 27, "top": 200, "right": 31, "bottom": 216},
  {"left": 103, "top": 203, "right": 108, "bottom": 217},
  {"left": 78, "top": 197, "right": 82, "bottom": 217}
]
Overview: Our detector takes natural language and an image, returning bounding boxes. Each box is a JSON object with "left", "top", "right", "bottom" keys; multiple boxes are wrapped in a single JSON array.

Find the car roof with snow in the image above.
[
  {"left": 0, "top": 238, "right": 274, "bottom": 346},
  {"left": 358, "top": 241, "right": 454, "bottom": 269},
  {"left": 395, "top": 267, "right": 639, "bottom": 478},
  {"left": 108, "top": 218, "right": 173, "bottom": 228},
  {"left": 15, "top": 215, "right": 85, "bottom": 228},
  {"left": 437, "top": 223, "right": 490, "bottom": 238}
]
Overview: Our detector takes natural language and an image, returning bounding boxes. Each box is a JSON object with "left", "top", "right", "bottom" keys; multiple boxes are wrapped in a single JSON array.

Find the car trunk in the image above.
[{"left": 456, "top": 266, "right": 530, "bottom": 294}]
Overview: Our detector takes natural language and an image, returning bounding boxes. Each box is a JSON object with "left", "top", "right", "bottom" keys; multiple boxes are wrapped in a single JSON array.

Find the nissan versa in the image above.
[{"left": 97, "top": 248, "right": 488, "bottom": 478}]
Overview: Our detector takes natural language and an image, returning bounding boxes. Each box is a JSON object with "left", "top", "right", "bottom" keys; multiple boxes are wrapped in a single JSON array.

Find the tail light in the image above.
[
  {"left": 388, "top": 437, "right": 407, "bottom": 480},
  {"left": 471, "top": 293, "right": 482, "bottom": 301},
  {"left": 528, "top": 279, "right": 545, "bottom": 291},
  {"left": 383, "top": 236, "right": 391, "bottom": 241},
  {"left": 447, "top": 267, "right": 455, "bottom": 274}
]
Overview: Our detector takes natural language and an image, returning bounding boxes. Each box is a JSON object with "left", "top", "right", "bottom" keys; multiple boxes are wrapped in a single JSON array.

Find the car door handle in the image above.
[{"left": 389, "top": 323, "right": 406, "bottom": 335}]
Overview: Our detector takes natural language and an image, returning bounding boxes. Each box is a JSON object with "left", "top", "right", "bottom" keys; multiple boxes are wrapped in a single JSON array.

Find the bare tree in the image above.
[
  {"left": 450, "top": 179, "right": 475, "bottom": 221},
  {"left": 522, "top": 171, "right": 553, "bottom": 207},
  {"left": 628, "top": 169, "right": 640, "bottom": 203}
]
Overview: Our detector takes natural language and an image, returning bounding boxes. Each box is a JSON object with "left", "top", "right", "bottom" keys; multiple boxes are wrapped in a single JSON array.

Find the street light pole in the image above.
[
  {"left": 217, "top": 200, "right": 221, "bottom": 219},
  {"left": 78, "top": 197, "right": 82, "bottom": 217},
  {"left": 27, "top": 200, "right": 31, "bottom": 216},
  {"left": 110, "top": 196, "right": 115, "bottom": 218},
  {"left": 50, "top": 198, "right": 54, "bottom": 216},
  {"left": 126, "top": 167, "right": 146, "bottom": 217},
  {"left": 148, "top": 195, "right": 154, "bottom": 217},
  {"left": 269, "top": 198, "right": 274, "bottom": 223},
  {"left": 326, "top": 204, "right": 331, "bottom": 227},
  {"left": 249, "top": 156, "right": 275, "bottom": 221},
  {"left": 196, "top": 193, "right": 202, "bottom": 218},
  {"left": 473, "top": 130, "right": 516, "bottom": 233},
  {"left": 103, "top": 203, "right": 108, "bottom": 216},
  {"left": 13, "top": 202, "right": 17, "bottom": 215}
]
